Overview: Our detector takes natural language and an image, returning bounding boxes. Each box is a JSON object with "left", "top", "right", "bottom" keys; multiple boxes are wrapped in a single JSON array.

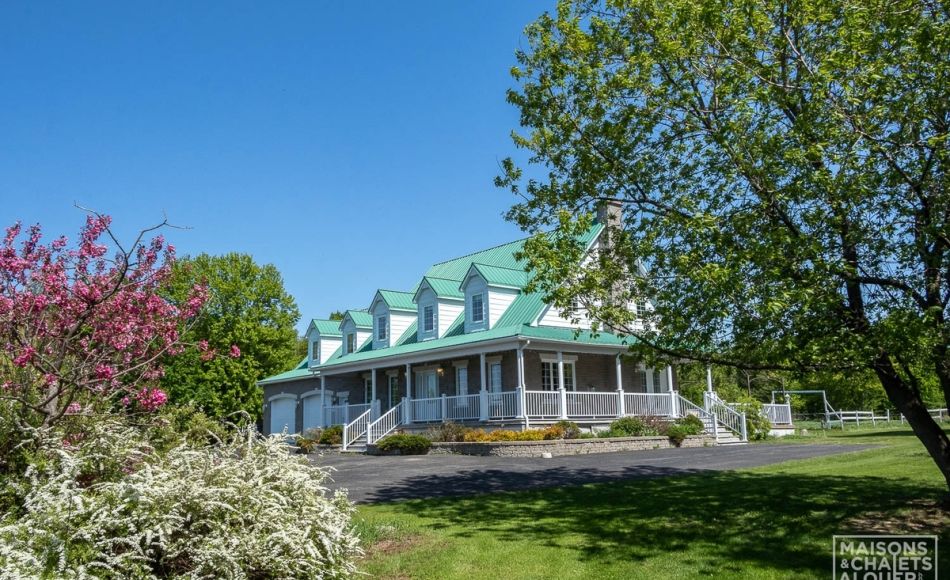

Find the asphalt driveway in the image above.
[{"left": 311, "top": 443, "right": 874, "bottom": 503}]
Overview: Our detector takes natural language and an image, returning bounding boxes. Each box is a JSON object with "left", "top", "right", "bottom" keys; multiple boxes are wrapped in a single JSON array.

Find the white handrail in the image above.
[
  {"left": 342, "top": 407, "right": 373, "bottom": 450},
  {"left": 367, "top": 401, "right": 405, "bottom": 444},
  {"left": 565, "top": 391, "right": 619, "bottom": 419},
  {"left": 624, "top": 392, "right": 674, "bottom": 417},
  {"left": 704, "top": 392, "right": 747, "bottom": 441}
]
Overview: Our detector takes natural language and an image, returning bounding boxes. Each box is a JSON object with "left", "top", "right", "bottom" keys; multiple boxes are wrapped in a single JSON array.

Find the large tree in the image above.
[
  {"left": 499, "top": 0, "right": 950, "bottom": 492},
  {"left": 161, "top": 253, "right": 300, "bottom": 419}
]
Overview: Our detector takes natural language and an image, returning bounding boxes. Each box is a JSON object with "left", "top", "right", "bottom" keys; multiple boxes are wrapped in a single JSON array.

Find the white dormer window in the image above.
[
  {"left": 471, "top": 293, "right": 484, "bottom": 323},
  {"left": 311, "top": 340, "right": 320, "bottom": 362},
  {"left": 423, "top": 305, "right": 435, "bottom": 333},
  {"left": 377, "top": 316, "right": 387, "bottom": 341},
  {"left": 346, "top": 333, "right": 356, "bottom": 354}
]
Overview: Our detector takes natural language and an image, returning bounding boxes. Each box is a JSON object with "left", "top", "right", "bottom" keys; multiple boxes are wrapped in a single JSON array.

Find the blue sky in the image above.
[{"left": 0, "top": 1, "right": 552, "bottom": 332}]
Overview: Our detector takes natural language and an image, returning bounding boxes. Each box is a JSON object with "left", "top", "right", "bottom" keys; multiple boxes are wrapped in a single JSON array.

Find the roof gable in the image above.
[
  {"left": 460, "top": 263, "right": 529, "bottom": 292},
  {"left": 373, "top": 289, "right": 416, "bottom": 312},
  {"left": 341, "top": 309, "right": 373, "bottom": 329},
  {"left": 412, "top": 276, "right": 465, "bottom": 302},
  {"left": 307, "top": 318, "right": 343, "bottom": 338}
]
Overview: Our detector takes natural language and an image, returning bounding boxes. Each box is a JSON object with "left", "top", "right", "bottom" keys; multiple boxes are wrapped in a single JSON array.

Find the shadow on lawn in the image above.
[{"left": 374, "top": 470, "right": 946, "bottom": 577}]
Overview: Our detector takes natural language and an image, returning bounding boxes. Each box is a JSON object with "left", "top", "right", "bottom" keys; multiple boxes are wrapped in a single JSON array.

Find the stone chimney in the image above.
[{"left": 596, "top": 199, "right": 624, "bottom": 230}]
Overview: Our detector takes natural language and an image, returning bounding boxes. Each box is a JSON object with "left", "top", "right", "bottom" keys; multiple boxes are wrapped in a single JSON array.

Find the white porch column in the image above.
[
  {"left": 706, "top": 365, "right": 714, "bottom": 392},
  {"left": 371, "top": 368, "right": 377, "bottom": 404},
  {"left": 615, "top": 354, "right": 625, "bottom": 417},
  {"left": 645, "top": 368, "right": 655, "bottom": 393},
  {"left": 319, "top": 375, "right": 327, "bottom": 428},
  {"left": 666, "top": 365, "right": 674, "bottom": 392},
  {"left": 516, "top": 346, "right": 526, "bottom": 419},
  {"left": 557, "top": 351, "right": 568, "bottom": 419},
  {"left": 479, "top": 352, "right": 489, "bottom": 421},
  {"left": 405, "top": 363, "right": 413, "bottom": 424}
]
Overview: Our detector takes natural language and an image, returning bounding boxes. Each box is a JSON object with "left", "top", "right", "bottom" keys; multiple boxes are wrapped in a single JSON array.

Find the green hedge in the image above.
[{"left": 375, "top": 434, "right": 431, "bottom": 455}]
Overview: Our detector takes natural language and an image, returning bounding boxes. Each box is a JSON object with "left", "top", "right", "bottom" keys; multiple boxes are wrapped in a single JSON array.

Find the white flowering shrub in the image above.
[{"left": 0, "top": 422, "right": 360, "bottom": 579}]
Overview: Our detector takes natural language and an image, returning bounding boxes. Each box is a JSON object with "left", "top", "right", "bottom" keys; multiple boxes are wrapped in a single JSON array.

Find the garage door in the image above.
[
  {"left": 302, "top": 394, "right": 322, "bottom": 432},
  {"left": 270, "top": 397, "right": 297, "bottom": 435}
]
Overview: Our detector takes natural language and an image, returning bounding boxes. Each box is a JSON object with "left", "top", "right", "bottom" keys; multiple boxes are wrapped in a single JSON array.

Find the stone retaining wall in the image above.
[{"left": 425, "top": 434, "right": 713, "bottom": 457}]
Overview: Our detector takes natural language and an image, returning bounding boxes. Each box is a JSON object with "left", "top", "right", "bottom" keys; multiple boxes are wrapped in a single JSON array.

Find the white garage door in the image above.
[
  {"left": 302, "top": 395, "right": 322, "bottom": 432},
  {"left": 270, "top": 397, "right": 297, "bottom": 435}
]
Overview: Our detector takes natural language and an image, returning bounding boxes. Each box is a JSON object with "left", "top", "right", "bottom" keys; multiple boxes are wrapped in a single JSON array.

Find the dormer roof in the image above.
[
  {"left": 460, "top": 263, "right": 530, "bottom": 292},
  {"left": 306, "top": 318, "right": 343, "bottom": 338},
  {"left": 369, "top": 289, "right": 416, "bottom": 313},
  {"left": 412, "top": 276, "right": 465, "bottom": 302},
  {"left": 340, "top": 309, "right": 373, "bottom": 329}
]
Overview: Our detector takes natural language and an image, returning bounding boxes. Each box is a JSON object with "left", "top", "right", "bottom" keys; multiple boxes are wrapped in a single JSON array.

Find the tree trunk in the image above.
[{"left": 873, "top": 352, "right": 950, "bottom": 500}]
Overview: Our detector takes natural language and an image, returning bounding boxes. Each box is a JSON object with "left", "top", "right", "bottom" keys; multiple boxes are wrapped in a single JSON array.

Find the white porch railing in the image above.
[
  {"left": 488, "top": 391, "right": 519, "bottom": 419},
  {"left": 324, "top": 402, "right": 373, "bottom": 426},
  {"left": 411, "top": 397, "right": 443, "bottom": 423},
  {"left": 525, "top": 390, "right": 561, "bottom": 419},
  {"left": 342, "top": 407, "right": 372, "bottom": 450},
  {"left": 566, "top": 392, "right": 620, "bottom": 419},
  {"left": 446, "top": 393, "right": 481, "bottom": 421},
  {"left": 625, "top": 392, "right": 674, "bottom": 417},
  {"left": 367, "top": 400, "right": 405, "bottom": 444},
  {"left": 704, "top": 392, "right": 747, "bottom": 441},
  {"left": 762, "top": 403, "right": 792, "bottom": 425}
]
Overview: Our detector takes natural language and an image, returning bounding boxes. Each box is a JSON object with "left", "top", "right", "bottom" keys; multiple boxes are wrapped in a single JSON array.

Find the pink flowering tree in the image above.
[{"left": 0, "top": 211, "right": 207, "bottom": 431}]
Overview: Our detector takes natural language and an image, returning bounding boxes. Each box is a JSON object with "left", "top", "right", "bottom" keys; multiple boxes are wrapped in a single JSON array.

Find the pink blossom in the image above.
[
  {"left": 65, "top": 402, "right": 82, "bottom": 415},
  {"left": 229, "top": 344, "right": 241, "bottom": 358}
]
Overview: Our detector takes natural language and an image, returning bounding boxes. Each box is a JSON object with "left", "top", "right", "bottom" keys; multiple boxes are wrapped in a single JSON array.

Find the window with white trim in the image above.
[
  {"left": 377, "top": 315, "right": 387, "bottom": 341},
  {"left": 541, "top": 360, "right": 577, "bottom": 391},
  {"left": 489, "top": 361, "right": 503, "bottom": 392},
  {"left": 455, "top": 365, "right": 468, "bottom": 397},
  {"left": 346, "top": 333, "right": 356, "bottom": 354},
  {"left": 388, "top": 373, "right": 400, "bottom": 407},
  {"left": 471, "top": 293, "right": 484, "bottom": 323},
  {"left": 311, "top": 340, "right": 320, "bottom": 362},
  {"left": 423, "top": 305, "right": 435, "bottom": 333}
]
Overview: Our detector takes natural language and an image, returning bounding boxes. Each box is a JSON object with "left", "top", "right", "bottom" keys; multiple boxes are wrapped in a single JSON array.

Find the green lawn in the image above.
[{"left": 355, "top": 426, "right": 949, "bottom": 579}]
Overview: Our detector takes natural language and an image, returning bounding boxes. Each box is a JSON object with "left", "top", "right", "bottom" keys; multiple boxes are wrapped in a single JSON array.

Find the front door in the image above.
[{"left": 415, "top": 371, "right": 439, "bottom": 421}]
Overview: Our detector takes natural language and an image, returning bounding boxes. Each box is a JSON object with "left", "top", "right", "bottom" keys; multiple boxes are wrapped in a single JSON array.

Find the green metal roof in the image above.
[
  {"left": 317, "top": 322, "right": 631, "bottom": 370},
  {"left": 264, "top": 222, "right": 611, "bottom": 380},
  {"left": 466, "top": 263, "right": 530, "bottom": 289},
  {"left": 342, "top": 309, "right": 373, "bottom": 328},
  {"left": 375, "top": 289, "right": 416, "bottom": 312},
  {"left": 414, "top": 276, "right": 465, "bottom": 300},
  {"left": 308, "top": 318, "right": 343, "bottom": 337},
  {"left": 257, "top": 358, "right": 314, "bottom": 385},
  {"left": 424, "top": 238, "right": 529, "bottom": 281}
]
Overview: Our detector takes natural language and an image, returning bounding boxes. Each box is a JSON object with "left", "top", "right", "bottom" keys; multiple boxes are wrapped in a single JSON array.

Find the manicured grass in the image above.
[{"left": 355, "top": 426, "right": 949, "bottom": 579}]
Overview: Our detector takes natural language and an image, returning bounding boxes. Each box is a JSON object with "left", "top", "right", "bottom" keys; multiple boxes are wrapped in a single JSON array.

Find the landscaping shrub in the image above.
[
  {"left": 461, "top": 428, "right": 546, "bottom": 442},
  {"left": 375, "top": 434, "right": 432, "bottom": 455},
  {"left": 319, "top": 425, "right": 344, "bottom": 445},
  {"left": 425, "top": 421, "right": 468, "bottom": 442},
  {"left": 546, "top": 420, "right": 581, "bottom": 439},
  {"left": 668, "top": 415, "right": 706, "bottom": 446},
  {"left": 734, "top": 398, "right": 772, "bottom": 441},
  {"left": 0, "top": 422, "right": 360, "bottom": 579},
  {"left": 606, "top": 416, "right": 661, "bottom": 437},
  {"left": 296, "top": 428, "right": 324, "bottom": 454}
]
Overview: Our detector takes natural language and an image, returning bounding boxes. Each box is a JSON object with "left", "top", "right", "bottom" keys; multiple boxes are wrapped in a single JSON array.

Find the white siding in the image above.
[
  {"left": 438, "top": 300, "right": 464, "bottom": 336},
  {"left": 390, "top": 311, "right": 416, "bottom": 343},
  {"left": 537, "top": 304, "right": 593, "bottom": 329},
  {"left": 487, "top": 287, "right": 519, "bottom": 328},
  {"left": 319, "top": 336, "right": 342, "bottom": 363}
]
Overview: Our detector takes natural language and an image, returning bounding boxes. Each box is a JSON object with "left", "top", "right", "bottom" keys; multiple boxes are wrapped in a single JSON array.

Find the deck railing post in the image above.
[
  {"left": 440, "top": 394, "right": 448, "bottom": 422},
  {"left": 479, "top": 389, "right": 489, "bottom": 421},
  {"left": 559, "top": 388, "right": 568, "bottom": 419},
  {"left": 617, "top": 389, "right": 625, "bottom": 418},
  {"left": 669, "top": 390, "right": 677, "bottom": 418},
  {"left": 740, "top": 412, "right": 748, "bottom": 442},
  {"left": 515, "top": 387, "right": 524, "bottom": 418}
]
